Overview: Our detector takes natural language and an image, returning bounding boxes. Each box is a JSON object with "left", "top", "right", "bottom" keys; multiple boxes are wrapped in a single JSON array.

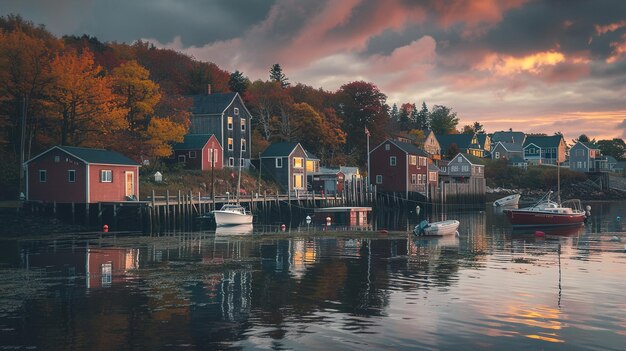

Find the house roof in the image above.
[
  {"left": 27, "top": 146, "right": 140, "bottom": 166},
  {"left": 494, "top": 141, "right": 523, "bottom": 152},
  {"left": 392, "top": 140, "right": 430, "bottom": 157},
  {"left": 613, "top": 161, "right": 626, "bottom": 169},
  {"left": 581, "top": 142, "right": 600, "bottom": 150},
  {"left": 476, "top": 133, "right": 489, "bottom": 148},
  {"left": 173, "top": 134, "right": 215, "bottom": 150},
  {"left": 523, "top": 135, "right": 564, "bottom": 148},
  {"left": 435, "top": 134, "right": 475, "bottom": 152},
  {"left": 605, "top": 155, "right": 618, "bottom": 164},
  {"left": 304, "top": 149, "right": 320, "bottom": 161},
  {"left": 188, "top": 92, "right": 238, "bottom": 115},
  {"left": 260, "top": 142, "right": 300, "bottom": 157},
  {"left": 454, "top": 153, "right": 486, "bottom": 165},
  {"left": 491, "top": 131, "right": 526, "bottom": 145}
]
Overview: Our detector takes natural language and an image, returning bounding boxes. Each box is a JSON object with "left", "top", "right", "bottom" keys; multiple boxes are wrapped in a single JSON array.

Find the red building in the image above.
[
  {"left": 369, "top": 139, "right": 436, "bottom": 196},
  {"left": 25, "top": 146, "right": 140, "bottom": 203},
  {"left": 172, "top": 134, "right": 223, "bottom": 171}
]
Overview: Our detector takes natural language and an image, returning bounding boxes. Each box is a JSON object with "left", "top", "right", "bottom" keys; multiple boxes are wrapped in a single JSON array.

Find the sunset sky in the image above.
[{"left": 3, "top": 0, "right": 626, "bottom": 142}]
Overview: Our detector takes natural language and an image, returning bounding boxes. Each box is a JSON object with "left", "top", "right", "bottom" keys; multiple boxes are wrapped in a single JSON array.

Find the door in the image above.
[{"left": 125, "top": 171, "right": 134, "bottom": 198}]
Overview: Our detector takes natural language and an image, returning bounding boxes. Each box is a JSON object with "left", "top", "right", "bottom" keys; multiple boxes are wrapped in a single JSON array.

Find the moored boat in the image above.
[
  {"left": 212, "top": 204, "right": 253, "bottom": 226},
  {"left": 493, "top": 194, "right": 521, "bottom": 207},
  {"left": 504, "top": 192, "right": 587, "bottom": 228},
  {"left": 413, "top": 219, "right": 460, "bottom": 236}
]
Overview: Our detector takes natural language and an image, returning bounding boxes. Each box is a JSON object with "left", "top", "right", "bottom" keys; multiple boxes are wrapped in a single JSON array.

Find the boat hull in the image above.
[
  {"left": 415, "top": 220, "right": 460, "bottom": 236},
  {"left": 504, "top": 210, "right": 585, "bottom": 227},
  {"left": 213, "top": 211, "right": 253, "bottom": 226},
  {"left": 493, "top": 194, "right": 521, "bottom": 207}
]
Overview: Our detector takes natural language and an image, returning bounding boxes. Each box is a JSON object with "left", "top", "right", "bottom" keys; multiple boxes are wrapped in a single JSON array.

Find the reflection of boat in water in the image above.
[
  {"left": 215, "top": 223, "right": 254, "bottom": 235},
  {"left": 493, "top": 194, "right": 520, "bottom": 207},
  {"left": 413, "top": 219, "right": 460, "bottom": 236},
  {"left": 212, "top": 204, "right": 253, "bottom": 226},
  {"left": 511, "top": 224, "right": 585, "bottom": 237},
  {"left": 413, "top": 234, "right": 459, "bottom": 248}
]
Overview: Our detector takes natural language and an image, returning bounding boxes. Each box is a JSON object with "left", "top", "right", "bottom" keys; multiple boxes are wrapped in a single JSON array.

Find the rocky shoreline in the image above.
[{"left": 487, "top": 182, "right": 626, "bottom": 202}]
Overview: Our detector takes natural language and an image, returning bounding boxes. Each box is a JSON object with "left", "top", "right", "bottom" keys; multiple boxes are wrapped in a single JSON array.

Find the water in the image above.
[{"left": 1, "top": 202, "right": 625, "bottom": 350}]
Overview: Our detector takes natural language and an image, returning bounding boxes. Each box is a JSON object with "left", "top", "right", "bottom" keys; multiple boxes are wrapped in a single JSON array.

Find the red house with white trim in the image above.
[
  {"left": 25, "top": 146, "right": 140, "bottom": 203},
  {"left": 172, "top": 134, "right": 223, "bottom": 171},
  {"left": 369, "top": 139, "right": 436, "bottom": 196}
]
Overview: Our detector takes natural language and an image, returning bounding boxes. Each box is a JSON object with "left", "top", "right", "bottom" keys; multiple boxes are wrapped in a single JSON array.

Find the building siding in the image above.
[{"left": 27, "top": 149, "right": 87, "bottom": 203}]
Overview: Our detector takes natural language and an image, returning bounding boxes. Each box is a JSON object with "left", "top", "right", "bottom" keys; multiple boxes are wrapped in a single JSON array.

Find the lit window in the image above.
[
  {"left": 39, "top": 170, "right": 47, "bottom": 183},
  {"left": 293, "top": 174, "right": 304, "bottom": 189},
  {"left": 276, "top": 158, "right": 283, "bottom": 168},
  {"left": 293, "top": 157, "right": 303, "bottom": 168},
  {"left": 100, "top": 170, "right": 112, "bottom": 182},
  {"left": 376, "top": 175, "right": 382, "bottom": 184},
  {"left": 228, "top": 138, "right": 233, "bottom": 151},
  {"left": 390, "top": 156, "right": 396, "bottom": 166},
  {"left": 227, "top": 116, "right": 233, "bottom": 130},
  {"left": 68, "top": 170, "right": 76, "bottom": 183},
  {"left": 409, "top": 155, "right": 416, "bottom": 165}
]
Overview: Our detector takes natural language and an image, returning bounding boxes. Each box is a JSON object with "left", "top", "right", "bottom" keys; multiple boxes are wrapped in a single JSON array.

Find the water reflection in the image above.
[{"left": 0, "top": 202, "right": 625, "bottom": 350}]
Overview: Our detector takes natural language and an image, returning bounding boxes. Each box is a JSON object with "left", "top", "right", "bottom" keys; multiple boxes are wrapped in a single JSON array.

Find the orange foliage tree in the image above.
[{"left": 48, "top": 49, "right": 127, "bottom": 147}]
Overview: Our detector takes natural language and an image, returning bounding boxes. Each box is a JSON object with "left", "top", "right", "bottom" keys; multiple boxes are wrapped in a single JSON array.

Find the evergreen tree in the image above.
[
  {"left": 269, "top": 63, "right": 289, "bottom": 88},
  {"left": 390, "top": 103, "right": 399, "bottom": 121},
  {"left": 228, "top": 70, "right": 250, "bottom": 94},
  {"left": 416, "top": 101, "right": 429, "bottom": 130},
  {"left": 410, "top": 104, "right": 419, "bottom": 129},
  {"left": 429, "top": 105, "right": 459, "bottom": 135}
]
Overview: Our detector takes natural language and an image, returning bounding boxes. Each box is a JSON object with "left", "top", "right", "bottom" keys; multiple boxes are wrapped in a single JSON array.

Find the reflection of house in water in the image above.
[
  {"left": 290, "top": 239, "right": 319, "bottom": 279},
  {"left": 23, "top": 246, "right": 138, "bottom": 289}
]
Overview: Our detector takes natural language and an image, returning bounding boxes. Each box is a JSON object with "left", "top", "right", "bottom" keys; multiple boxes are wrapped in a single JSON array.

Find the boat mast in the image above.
[
  {"left": 236, "top": 138, "right": 243, "bottom": 204},
  {"left": 557, "top": 160, "right": 561, "bottom": 205}
]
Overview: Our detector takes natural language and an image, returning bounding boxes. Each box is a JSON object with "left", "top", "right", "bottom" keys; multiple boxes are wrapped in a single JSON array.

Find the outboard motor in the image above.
[{"left": 413, "top": 220, "right": 430, "bottom": 236}]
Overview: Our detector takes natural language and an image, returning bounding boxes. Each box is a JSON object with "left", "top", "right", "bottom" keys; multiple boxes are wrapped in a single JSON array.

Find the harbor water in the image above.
[{"left": 0, "top": 201, "right": 625, "bottom": 350}]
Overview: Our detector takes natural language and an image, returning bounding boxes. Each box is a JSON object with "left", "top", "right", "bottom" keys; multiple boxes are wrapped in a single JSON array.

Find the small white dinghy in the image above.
[
  {"left": 413, "top": 220, "right": 460, "bottom": 236},
  {"left": 493, "top": 194, "right": 521, "bottom": 207}
]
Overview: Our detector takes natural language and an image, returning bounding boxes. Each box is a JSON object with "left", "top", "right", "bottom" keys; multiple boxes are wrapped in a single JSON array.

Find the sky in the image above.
[{"left": 3, "top": 0, "right": 626, "bottom": 142}]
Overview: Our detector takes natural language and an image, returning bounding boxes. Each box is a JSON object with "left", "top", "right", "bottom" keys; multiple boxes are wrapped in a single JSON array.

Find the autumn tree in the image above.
[
  {"left": 398, "top": 103, "right": 415, "bottom": 130},
  {"left": 269, "top": 63, "right": 289, "bottom": 88},
  {"left": 336, "top": 81, "right": 389, "bottom": 166},
  {"left": 245, "top": 80, "right": 292, "bottom": 141},
  {"left": 429, "top": 105, "right": 459, "bottom": 135},
  {"left": 228, "top": 70, "right": 250, "bottom": 94},
  {"left": 47, "top": 49, "right": 127, "bottom": 147}
]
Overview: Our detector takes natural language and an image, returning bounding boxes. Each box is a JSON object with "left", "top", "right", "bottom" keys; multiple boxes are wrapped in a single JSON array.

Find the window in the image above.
[
  {"left": 234, "top": 107, "right": 239, "bottom": 115},
  {"left": 276, "top": 158, "right": 283, "bottom": 168},
  {"left": 68, "top": 170, "right": 76, "bottom": 183},
  {"left": 240, "top": 158, "right": 245, "bottom": 167},
  {"left": 208, "top": 148, "right": 214, "bottom": 163},
  {"left": 178, "top": 155, "right": 186, "bottom": 163},
  {"left": 457, "top": 157, "right": 462, "bottom": 163},
  {"left": 39, "top": 170, "right": 47, "bottom": 183},
  {"left": 101, "top": 263, "right": 112, "bottom": 285},
  {"left": 576, "top": 149, "right": 583, "bottom": 157},
  {"left": 419, "top": 157, "right": 427, "bottom": 166},
  {"left": 208, "top": 148, "right": 219, "bottom": 166},
  {"left": 228, "top": 138, "right": 233, "bottom": 151},
  {"left": 100, "top": 170, "right": 112, "bottom": 182},
  {"left": 385, "top": 144, "right": 390, "bottom": 151},
  {"left": 450, "top": 165, "right": 459, "bottom": 172},
  {"left": 227, "top": 116, "right": 233, "bottom": 130},
  {"left": 462, "top": 165, "right": 469, "bottom": 172},
  {"left": 577, "top": 161, "right": 582, "bottom": 168},
  {"left": 376, "top": 175, "right": 382, "bottom": 184},
  {"left": 495, "top": 151, "right": 500, "bottom": 159},
  {"left": 409, "top": 155, "right": 417, "bottom": 165},
  {"left": 429, "top": 171, "right": 437, "bottom": 182},
  {"left": 241, "top": 139, "right": 247, "bottom": 151},
  {"left": 293, "top": 174, "right": 304, "bottom": 189},
  {"left": 228, "top": 157, "right": 234, "bottom": 167},
  {"left": 411, "top": 174, "right": 417, "bottom": 184},
  {"left": 189, "top": 151, "right": 197, "bottom": 158},
  {"left": 293, "top": 157, "right": 303, "bottom": 168},
  {"left": 390, "top": 156, "right": 396, "bottom": 166},
  {"left": 241, "top": 118, "right": 246, "bottom": 131},
  {"left": 54, "top": 156, "right": 60, "bottom": 163}
]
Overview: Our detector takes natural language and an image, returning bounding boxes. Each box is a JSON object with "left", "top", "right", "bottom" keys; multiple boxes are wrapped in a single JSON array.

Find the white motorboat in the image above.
[
  {"left": 413, "top": 219, "right": 460, "bottom": 236},
  {"left": 493, "top": 194, "right": 521, "bottom": 207},
  {"left": 212, "top": 204, "right": 253, "bottom": 226}
]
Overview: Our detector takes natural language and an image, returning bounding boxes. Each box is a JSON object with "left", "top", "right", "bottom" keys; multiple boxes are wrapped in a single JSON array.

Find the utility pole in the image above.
[{"left": 19, "top": 97, "right": 27, "bottom": 199}]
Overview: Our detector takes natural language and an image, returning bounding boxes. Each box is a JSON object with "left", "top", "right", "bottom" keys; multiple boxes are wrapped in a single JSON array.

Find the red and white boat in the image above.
[{"left": 504, "top": 191, "right": 588, "bottom": 228}]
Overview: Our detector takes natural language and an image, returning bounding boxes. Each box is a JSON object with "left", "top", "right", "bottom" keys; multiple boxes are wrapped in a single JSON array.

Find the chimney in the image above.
[{"left": 207, "top": 84, "right": 212, "bottom": 95}]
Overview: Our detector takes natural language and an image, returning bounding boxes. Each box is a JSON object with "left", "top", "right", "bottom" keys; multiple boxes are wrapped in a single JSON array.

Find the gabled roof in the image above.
[
  {"left": 491, "top": 131, "right": 526, "bottom": 145},
  {"left": 27, "top": 146, "right": 140, "bottom": 166},
  {"left": 435, "top": 134, "right": 475, "bottom": 152},
  {"left": 370, "top": 139, "right": 430, "bottom": 156},
  {"left": 581, "top": 142, "right": 600, "bottom": 150},
  {"left": 476, "top": 133, "right": 489, "bottom": 148},
  {"left": 304, "top": 149, "right": 320, "bottom": 161},
  {"left": 523, "top": 135, "right": 564, "bottom": 148},
  {"left": 188, "top": 92, "right": 239, "bottom": 115},
  {"left": 260, "top": 142, "right": 301, "bottom": 157},
  {"left": 452, "top": 153, "right": 486, "bottom": 165},
  {"left": 173, "top": 134, "right": 217, "bottom": 150},
  {"left": 493, "top": 141, "right": 523, "bottom": 152}
]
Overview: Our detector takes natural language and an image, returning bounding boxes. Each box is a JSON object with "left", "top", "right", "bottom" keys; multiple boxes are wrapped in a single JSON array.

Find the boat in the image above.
[
  {"left": 413, "top": 219, "right": 460, "bottom": 236},
  {"left": 211, "top": 140, "right": 253, "bottom": 226},
  {"left": 493, "top": 194, "right": 521, "bottom": 207},
  {"left": 504, "top": 191, "right": 587, "bottom": 228},
  {"left": 212, "top": 204, "right": 253, "bottom": 226}
]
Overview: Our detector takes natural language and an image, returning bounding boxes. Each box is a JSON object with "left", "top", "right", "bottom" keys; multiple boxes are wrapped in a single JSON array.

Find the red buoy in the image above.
[
  {"left": 103, "top": 224, "right": 109, "bottom": 233},
  {"left": 280, "top": 224, "right": 286, "bottom": 231},
  {"left": 534, "top": 230, "right": 545, "bottom": 237},
  {"left": 378, "top": 229, "right": 388, "bottom": 234}
]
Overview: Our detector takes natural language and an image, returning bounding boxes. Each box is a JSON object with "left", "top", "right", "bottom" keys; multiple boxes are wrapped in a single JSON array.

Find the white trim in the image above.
[
  {"left": 124, "top": 171, "right": 135, "bottom": 197},
  {"left": 24, "top": 146, "right": 139, "bottom": 167}
]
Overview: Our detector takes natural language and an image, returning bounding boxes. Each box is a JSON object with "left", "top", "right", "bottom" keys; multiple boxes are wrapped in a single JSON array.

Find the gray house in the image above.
[
  {"left": 523, "top": 135, "right": 566, "bottom": 165},
  {"left": 442, "top": 153, "right": 485, "bottom": 183},
  {"left": 187, "top": 90, "right": 252, "bottom": 168},
  {"left": 491, "top": 141, "right": 523, "bottom": 161},
  {"left": 260, "top": 142, "right": 309, "bottom": 193},
  {"left": 569, "top": 141, "right": 608, "bottom": 172}
]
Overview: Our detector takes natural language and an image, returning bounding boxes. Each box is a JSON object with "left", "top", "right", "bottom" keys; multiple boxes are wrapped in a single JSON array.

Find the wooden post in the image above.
[{"left": 71, "top": 202, "right": 75, "bottom": 224}]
